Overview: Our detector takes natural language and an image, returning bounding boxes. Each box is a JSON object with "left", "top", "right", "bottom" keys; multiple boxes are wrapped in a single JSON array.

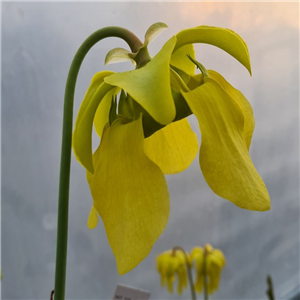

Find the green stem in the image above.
[
  {"left": 266, "top": 275, "right": 275, "bottom": 300},
  {"left": 173, "top": 246, "right": 197, "bottom": 300},
  {"left": 54, "top": 27, "right": 143, "bottom": 300}
]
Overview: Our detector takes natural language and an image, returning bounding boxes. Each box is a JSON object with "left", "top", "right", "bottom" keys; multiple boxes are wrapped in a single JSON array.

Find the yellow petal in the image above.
[
  {"left": 210, "top": 249, "right": 226, "bottom": 268},
  {"left": 144, "top": 118, "right": 198, "bottom": 174},
  {"left": 170, "top": 44, "right": 196, "bottom": 75},
  {"left": 75, "top": 71, "right": 114, "bottom": 122},
  {"left": 166, "top": 274, "right": 175, "bottom": 293},
  {"left": 156, "top": 254, "right": 167, "bottom": 286},
  {"left": 94, "top": 87, "right": 119, "bottom": 138},
  {"left": 104, "top": 37, "right": 177, "bottom": 125},
  {"left": 165, "top": 255, "right": 178, "bottom": 293},
  {"left": 206, "top": 256, "right": 222, "bottom": 294},
  {"left": 194, "top": 274, "right": 204, "bottom": 293},
  {"left": 191, "top": 247, "right": 204, "bottom": 260},
  {"left": 72, "top": 79, "right": 114, "bottom": 173},
  {"left": 86, "top": 132, "right": 108, "bottom": 229},
  {"left": 191, "top": 247, "right": 205, "bottom": 292},
  {"left": 182, "top": 79, "right": 270, "bottom": 211},
  {"left": 177, "top": 259, "right": 188, "bottom": 294},
  {"left": 204, "top": 243, "right": 213, "bottom": 254},
  {"left": 208, "top": 70, "right": 254, "bottom": 149},
  {"left": 87, "top": 206, "right": 99, "bottom": 229},
  {"left": 86, "top": 124, "right": 107, "bottom": 185},
  {"left": 88, "top": 116, "right": 170, "bottom": 275},
  {"left": 174, "top": 26, "right": 251, "bottom": 75}
]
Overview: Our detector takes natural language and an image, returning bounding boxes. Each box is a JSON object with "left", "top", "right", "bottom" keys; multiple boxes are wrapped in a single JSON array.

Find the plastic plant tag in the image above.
[{"left": 112, "top": 284, "right": 151, "bottom": 300}]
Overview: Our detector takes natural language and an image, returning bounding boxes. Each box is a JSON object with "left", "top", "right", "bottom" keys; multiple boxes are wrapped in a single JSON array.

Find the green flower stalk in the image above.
[
  {"left": 266, "top": 275, "right": 276, "bottom": 300},
  {"left": 54, "top": 21, "right": 270, "bottom": 300}
]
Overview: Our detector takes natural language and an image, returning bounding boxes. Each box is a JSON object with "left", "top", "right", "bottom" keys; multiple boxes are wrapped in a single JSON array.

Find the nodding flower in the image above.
[{"left": 72, "top": 22, "right": 270, "bottom": 275}]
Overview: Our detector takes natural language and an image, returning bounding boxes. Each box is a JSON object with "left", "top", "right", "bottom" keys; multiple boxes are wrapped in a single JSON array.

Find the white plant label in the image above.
[{"left": 112, "top": 284, "right": 151, "bottom": 300}]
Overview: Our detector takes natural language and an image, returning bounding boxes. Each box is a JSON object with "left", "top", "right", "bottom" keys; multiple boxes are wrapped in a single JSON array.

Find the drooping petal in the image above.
[
  {"left": 190, "top": 247, "right": 204, "bottom": 292},
  {"left": 206, "top": 255, "right": 222, "bottom": 294},
  {"left": 176, "top": 252, "right": 188, "bottom": 294},
  {"left": 156, "top": 253, "right": 167, "bottom": 286},
  {"left": 164, "top": 255, "right": 178, "bottom": 293},
  {"left": 144, "top": 22, "right": 169, "bottom": 46},
  {"left": 87, "top": 206, "right": 99, "bottom": 229},
  {"left": 210, "top": 249, "right": 226, "bottom": 268},
  {"left": 74, "top": 71, "right": 114, "bottom": 124},
  {"left": 104, "top": 37, "right": 177, "bottom": 125},
  {"left": 182, "top": 78, "right": 270, "bottom": 211},
  {"left": 186, "top": 71, "right": 254, "bottom": 149},
  {"left": 174, "top": 26, "right": 252, "bottom": 75},
  {"left": 87, "top": 116, "right": 170, "bottom": 275},
  {"left": 208, "top": 70, "right": 255, "bottom": 149},
  {"left": 144, "top": 118, "right": 198, "bottom": 174},
  {"left": 170, "top": 44, "right": 196, "bottom": 75},
  {"left": 191, "top": 247, "right": 204, "bottom": 261},
  {"left": 94, "top": 87, "right": 120, "bottom": 138},
  {"left": 72, "top": 75, "right": 114, "bottom": 173}
]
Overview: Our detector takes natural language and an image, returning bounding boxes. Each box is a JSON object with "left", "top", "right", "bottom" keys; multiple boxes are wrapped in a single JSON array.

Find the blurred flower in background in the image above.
[
  {"left": 156, "top": 249, "right": 189, "bottom": 294},
  {"left": 72, "top": 22, "right": 270, "bottom": 276},
  {"left": 156, "top": 245, "right": 226, "bottom": 298},
  {"left": 191, "top": 244, "right": 226, "bottom": 295}
]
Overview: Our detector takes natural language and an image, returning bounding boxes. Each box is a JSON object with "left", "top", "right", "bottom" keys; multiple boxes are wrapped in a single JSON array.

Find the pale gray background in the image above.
[{"left": 1, "top": 2, "right": 299, "bottom": 300}]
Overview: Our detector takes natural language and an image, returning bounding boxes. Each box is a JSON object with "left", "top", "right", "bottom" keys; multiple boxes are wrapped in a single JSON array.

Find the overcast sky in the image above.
[{"left": 1, "top": 2, "right": 299, "bottom": 300}]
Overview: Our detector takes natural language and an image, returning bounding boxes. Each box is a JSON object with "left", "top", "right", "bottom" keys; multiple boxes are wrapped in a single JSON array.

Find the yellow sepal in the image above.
[
  {"left": 174, "top": 26, "right": 252, "bottom": 75},
  {"left": 104, "top": 37, "right": 177, "bottom": 125}
]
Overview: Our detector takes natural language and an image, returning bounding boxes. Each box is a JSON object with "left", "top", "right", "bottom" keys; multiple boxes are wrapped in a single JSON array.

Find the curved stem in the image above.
[
  {"left": 54, "top": 27, "right": 143, "bottom": 300},
  {"left": 173, "top": 246, "right": 197, "bottom": 300}
]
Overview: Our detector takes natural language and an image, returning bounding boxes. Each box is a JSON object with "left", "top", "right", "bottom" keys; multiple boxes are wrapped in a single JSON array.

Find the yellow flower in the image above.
[
  {"left": 156, "top": 250, "right": 189, "bottom": 294},
  {"left": 171, "top": 26, "right": 270, "bottom": 211},
  {"left": 72, "top": 23, "right": 270, "bottom": 275},
  {"left": 191, "top": 245, "right": 226, "bottom": 295}
]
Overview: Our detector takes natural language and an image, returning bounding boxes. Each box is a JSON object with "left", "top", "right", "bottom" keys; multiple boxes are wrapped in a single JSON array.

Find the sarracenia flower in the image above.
[
  {"left": 191, "top": 244, "right": 226, "bottom": 295},
  {"left": 156, "top": 249, "right": 189, "bottom": 294},
  {"left": 72, "top": 23, "right": 270, "bottom": 275}
]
